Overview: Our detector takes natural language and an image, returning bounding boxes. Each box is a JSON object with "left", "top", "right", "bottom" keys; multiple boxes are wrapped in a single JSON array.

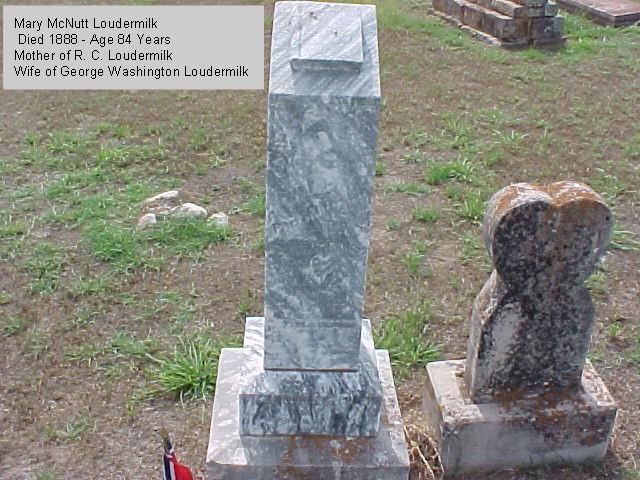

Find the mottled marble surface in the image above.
[
  {"left": 290, "top": 2, "right": 364, "bottom": 72},
  {"left": 465, "top": 182, "right": 613, "bottom": 403},
  {"left": 269, "top": 2, "right": 380, "bottom": 98},
  {"left": 206, "top": 318, "right": 409, "bottom": 479},
  {"left": 264, "top": 2, "right": 381, "bottom": 371},
  {"left": 240, "top": 318, "right": 383, "bottom": 437}
]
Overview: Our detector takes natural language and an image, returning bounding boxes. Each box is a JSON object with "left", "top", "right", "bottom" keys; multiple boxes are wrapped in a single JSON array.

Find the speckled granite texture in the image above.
[
  {"left": 206, "top": 318, "right": 409, "bottom": 479},
  {"left": 424, "top": 181, "right": 617, "bottom": 476},
  {"left": 264, "top": 1, "right": 381, "bottom": 371},
  {"left": 466, "top": 181, "right": 613, "bottom": 402}
]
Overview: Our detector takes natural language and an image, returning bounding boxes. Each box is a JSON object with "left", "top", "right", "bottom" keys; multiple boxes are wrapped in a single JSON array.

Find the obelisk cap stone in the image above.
[
  {"left": 269, "top": 1, "right": 381, "bottom": 99},
  {"left": 290, "top": 2, "right": 364, "bottom": 73}
]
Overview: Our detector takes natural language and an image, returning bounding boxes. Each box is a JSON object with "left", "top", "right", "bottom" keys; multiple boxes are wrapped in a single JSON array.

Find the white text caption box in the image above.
[{"left": 3, "top": 6, "right": 263, "bottom": 90}]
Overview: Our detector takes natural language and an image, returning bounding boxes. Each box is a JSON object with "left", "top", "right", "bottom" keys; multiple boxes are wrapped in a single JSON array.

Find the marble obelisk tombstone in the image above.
[{"left": 206, "top": 2, "right": 409, "bottom": 478}]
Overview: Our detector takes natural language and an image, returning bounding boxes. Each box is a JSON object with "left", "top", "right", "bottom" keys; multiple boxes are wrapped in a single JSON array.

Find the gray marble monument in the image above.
[
  {"left": 206, "top": 2, "right": 409, "bottom": 478},
  {"left": 424, "top": 182, "right": 617, "bottom": 476}
]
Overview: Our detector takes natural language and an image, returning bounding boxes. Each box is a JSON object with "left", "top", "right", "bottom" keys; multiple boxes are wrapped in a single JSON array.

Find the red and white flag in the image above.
[{"left": 161, "top": 428, "right": 194, "bottom": 480}]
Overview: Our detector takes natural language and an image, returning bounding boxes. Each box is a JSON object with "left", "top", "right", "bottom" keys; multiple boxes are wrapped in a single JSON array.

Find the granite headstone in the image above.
[{"left": 424, "top": 181, "right": 618, "bottom": 476}]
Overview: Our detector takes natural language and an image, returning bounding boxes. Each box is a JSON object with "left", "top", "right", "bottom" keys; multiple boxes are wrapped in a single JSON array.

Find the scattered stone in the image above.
[
  {"left": 424, "top": 181, "right": 617, "bottom": 476},
  {"left": 208, "top": 212, "right": 229, "bottom": 227},
  {"left": 206, "top": 3, "right": 408, "bottom": 478},
  {"left": 170, "top": 202, "right": 207, "bottom": 218},
  {"left": 136, "top": 212, "right": 157, "bottom": 229},
  {"left": 141, "top": 189, "right": 182, "bottom": 216}
]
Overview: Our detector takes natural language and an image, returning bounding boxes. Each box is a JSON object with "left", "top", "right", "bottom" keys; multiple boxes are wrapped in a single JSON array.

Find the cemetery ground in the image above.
[{"left": 0, "top": 1, "right": 639, "bottom": 478}]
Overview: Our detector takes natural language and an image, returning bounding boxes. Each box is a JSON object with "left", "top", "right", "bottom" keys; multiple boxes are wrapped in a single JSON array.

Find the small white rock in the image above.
[
  {"left": 142, "top": 190, "right": 180, "bottom": 205},
  {"left": 137, "top": 213, "right": 157, "bottom": 229},
  {"left": 209, "top": 212, "right": 229, "bottom": 227},
  {"left": 171, "top": 202, "right": 208, "bottom": 218}
]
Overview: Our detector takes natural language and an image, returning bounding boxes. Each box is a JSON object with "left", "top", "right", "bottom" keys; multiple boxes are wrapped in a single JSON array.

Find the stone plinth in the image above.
[
  {"left": 555, "top": 0, "right": 640, "bottom": 26},
  {"left": 424, "top": 360, "right": 617, "bottom": 475},
  {"left": 206, "top": 318, "right": 409, "bottom": 479},
  {"left": 424, "top": 182, "right": 617, "bottom": 476},
  {"left": 240, "top": 318, "right": 383, "bottom": 437},
  {"left": 432, "top": 0, "right": 565, "bottom": 47}
]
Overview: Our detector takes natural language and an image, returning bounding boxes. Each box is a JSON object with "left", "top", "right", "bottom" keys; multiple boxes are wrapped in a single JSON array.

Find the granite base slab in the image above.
[
  {"left": 424, "top": 359, "right": 617, "bottom": 476},
  {"left": 206, "top": 320, "right": 409, "bottom": 479},
  {"left": 556, "top": 0, "right": 640, "bottom": 26}
]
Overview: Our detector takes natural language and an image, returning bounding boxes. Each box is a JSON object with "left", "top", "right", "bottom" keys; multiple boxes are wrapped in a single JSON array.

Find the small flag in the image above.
[{"left": 161, "top": 428, "right": 194, "bottom": 480}]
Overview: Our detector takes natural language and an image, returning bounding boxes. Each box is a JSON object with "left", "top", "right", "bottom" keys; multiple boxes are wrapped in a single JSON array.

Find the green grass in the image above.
[
  {"left": 459, "top": 231, "right": 485, "bottom": 265},
  {"left": 87, "top": 216, "right": 230, "bottom": 273},
  {"left": 425, "top": 158, "right": 475, "bottom": 185},
  {"left": 375, "top": 161, "right": 387, "bottom": 176},
  {"left": 143, "top": 218, "right": 232, "bottom": 254},
  {"left": 454, "top": 191, "right": 487, "bottom": 223},
  {"left": 65, "top": 331, "right": 157, "bottom": 363},
  {"left": 0, "top": 291, "right": 11, "bottom": 305},
  {"left": 412, "top": 207, "right": 440, "bottom": 224},
  {"left": 623, "top": 468, "right": 640, "bottom": 480},
  {"left": 45, "top": 416, "right": 93, "bottom": 443},
  {"left": 25, "top": 328, "right": 48, "bottom": 359},
  {"left": 604, "top": 320, "right": 622, "bottom": 340},
  {"left": 0, "top": 217, "right": 27, "bottom": 238},
  {"left": 87, "top": 224, "right": 154, "bottom": 273},
  {"left": 374, "top": 304, "right": 441, "bottom": 378},
  {"left": 376, "top": 0, "right": 483, "bottom": 52},
  {"left": 23, "top": 243, "right": 67, "bottom": 294},
  {"left": 492, "top": 129, "right": 528, "bottom": 149},
  {"left": 3, "top": 316, "right": 27, "bottom": 336},
  {"left": 403, "top": 149, "right": 424, "bottom": 163},
  {"left": 403, "top": 240, "right": 430, "bottom": 278},
  {"left": 241, "top": 191, "right": 266, "bottom": 217},
  {"left": 590, "top": 170, "right": 629, "bottom": 204},
  {"left": 35, "top": 471, "right": 58, "bottom": 480},
  {"left": 625, "top": 133, "right": 640, "bottom": 160},
  {"left": 68, "top": 275, "right": 116, "bottom": 297},
  {"left": 586, "top": 263, "right": 608, "bottom": 298},
  {"left": 610, "top": 229, "right": 640, "bottom": 252},
  {"left": 149, "top": 334, "right": 241, "bottom": 401},
  {"left": 237, "top": 288, "right": 260, "bottom": 319},
  {"left": 630, "top": 343, "right": 640, "bottom": 371},
  {"left": 387, "top": 218, "right": 402, "bottom": 231}
]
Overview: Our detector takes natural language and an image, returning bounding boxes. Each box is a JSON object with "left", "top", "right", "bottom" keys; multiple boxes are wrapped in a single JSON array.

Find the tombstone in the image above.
[
  {"left": 205, "top": 2, "right": 409, "bottom": 478},
  {"left": 432, "top": 0, "right": 566, "bottom": 47},
  {"left": 424, "top": 181, "right": 618, "bottom": 476}
]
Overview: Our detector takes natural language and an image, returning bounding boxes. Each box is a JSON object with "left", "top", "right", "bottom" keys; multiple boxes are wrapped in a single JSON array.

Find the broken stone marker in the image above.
[
  {"left": 206, "top": 2, "right": 409, "bottom": 478},
  {"left": 424, "top": 181, "right": 617, "bottom": 476}
]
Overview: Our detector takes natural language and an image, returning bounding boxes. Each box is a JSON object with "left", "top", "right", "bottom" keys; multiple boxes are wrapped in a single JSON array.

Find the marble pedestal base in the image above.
[
  {"left": 205, "top": 317, "right": 409, "bottom": 480},
  {"left": 423, "top": 359, "right": 617, "bottom": 477},
  {"left": 239, "top": 318, "right": 383, "bottom": 437}
]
